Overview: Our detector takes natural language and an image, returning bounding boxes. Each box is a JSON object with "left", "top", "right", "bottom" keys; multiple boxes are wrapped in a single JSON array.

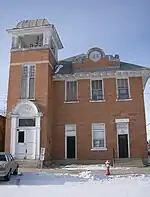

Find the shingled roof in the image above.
[
  {"left": 120, "top": 62, "right": 148, "bottom": 70},
  {"left": 53, "top": 56, "right": 149, "bottom": 75}
]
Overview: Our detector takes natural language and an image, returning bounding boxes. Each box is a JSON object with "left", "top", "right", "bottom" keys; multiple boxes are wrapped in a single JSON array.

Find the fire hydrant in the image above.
[{"left": 105, "top": 160, "right": 111, "bottom": 175}]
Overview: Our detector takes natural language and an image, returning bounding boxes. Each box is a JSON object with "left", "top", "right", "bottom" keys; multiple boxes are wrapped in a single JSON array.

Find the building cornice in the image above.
[
  {"left": 53, "top": 69, "right": 150, "bottom": 89},
  {"left": 7, "top": 25, "right": 53, "bottom": 36}
]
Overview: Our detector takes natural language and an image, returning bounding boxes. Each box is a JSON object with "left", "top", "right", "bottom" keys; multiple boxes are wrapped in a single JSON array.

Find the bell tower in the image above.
[{"left": 5, "top": 19, "right": 63, "bottom": 163}]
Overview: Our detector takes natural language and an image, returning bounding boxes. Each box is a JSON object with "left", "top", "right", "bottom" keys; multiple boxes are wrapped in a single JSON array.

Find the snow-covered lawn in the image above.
[
  {"left": 0, "top": 170, "right": 150, "bottom": 197},
  {"left": 60, "top": 164, "right": 130, "bottom": 170}
]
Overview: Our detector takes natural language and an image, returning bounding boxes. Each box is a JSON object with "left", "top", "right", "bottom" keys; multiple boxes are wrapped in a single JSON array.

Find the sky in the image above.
[{"left": 0, "top": 0, "right": 150, "bottom": 135}]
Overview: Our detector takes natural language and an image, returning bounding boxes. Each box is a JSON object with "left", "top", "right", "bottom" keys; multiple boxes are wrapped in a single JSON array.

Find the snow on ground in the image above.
[
  {"left": 0, "top": 171, "right": 150, "bottom": 197},
  {"left": 60, "top": 164, "right": 130, "bottom": 170}
]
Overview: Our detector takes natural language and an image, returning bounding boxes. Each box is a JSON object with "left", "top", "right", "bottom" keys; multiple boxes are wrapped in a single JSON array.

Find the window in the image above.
[
  {"left": 117, "top": 122, "right": 129, "bottom": 135},
  {"left": 65, "top": 124, "right": 76, "bottom": 132},
  {"left": 19, "top": 118, "right": 36, "bottom": 127},
  {"left": 92, "top": 123, "right": 106, "bottom": 149},
  {"left": 0, "top": 154, "right": 6, "bottom": 161},
  {"left": 19, "top": 34, "right": 43, "bottom": 49},
  {"left": 65, "top": 81, "right": 78, "bottom": 102},
  {"left": 20, "top": 65, "right": 35, "bottom": 99},
  {"left": 117, "top": 78, "right": 130, "bottom": 100},
  {"left": 18, "top": 131, "right": 24, "bottom": 143},
  {"left": 51, "top": 39, "right": 56, "bottom": 56},
  {"left": 91, "top": 80, "right": 104, "bottom": 101}
]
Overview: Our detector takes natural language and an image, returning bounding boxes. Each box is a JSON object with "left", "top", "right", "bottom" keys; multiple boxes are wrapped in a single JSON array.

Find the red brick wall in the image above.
[
  {"left": 73, "top": 57, "right": 120, "bottom": 70},
  {"left": 5, "top": 49, "right": 147, "bottom": 162},
  {"left": 5, "top": 50, "right": 54, "bottom": 160},
  {"left": 52, "top": 77, "right": 147, "bottom": 160},
  {"left": 5, "top": 64, "right": 22, "bottom": 152},
  {"left": 10, "top": 50, "right": 50, "bottom": 63}
]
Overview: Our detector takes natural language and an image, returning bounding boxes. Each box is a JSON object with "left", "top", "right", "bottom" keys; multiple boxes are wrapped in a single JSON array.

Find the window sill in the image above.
[
  {"left": 89, "top": 100, "right": 105, "bottom": 103},
  {"left": 64, "top": 101, "right": 79, "bottom": 104},
  {"left": 91, "top": 148, "right": 107, "bottom": 151},
  {"left": 29, "top": 98, "right": 36, "bottom": 101},
  {"left": 19, "top": 98, "right": 36, "bottom": 101},
  {"left": 116, "top": 98, "right": 132, "bottom": 102}
]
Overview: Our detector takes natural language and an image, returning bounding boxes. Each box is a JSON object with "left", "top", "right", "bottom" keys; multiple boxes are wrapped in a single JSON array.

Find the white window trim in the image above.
[
  {"left": 50, "top": 37, "right": 58, "bottom": 60},
  {"left": 17, "top": 117, "right": 36, "bottom": 128},
  {"left": 21, "top": 64, "right": 36, "bottom": 100},
  {"left": 116, "top": 77, "right": 131, "bottom": 101},
  {"left": 115, "top": 118, "right": 129, "bottom": 123},
  {"left": 91, "top": 123, "right": 107, "bottom": 151},
  {"left": 64, "top": 80, "right": 79, "bottom": 103},
  {"left": 90, "top": 79, "right": 105, "bottom": 102},
  {"left": 116, "top": 120, "right": 130, "bottom": 158}
]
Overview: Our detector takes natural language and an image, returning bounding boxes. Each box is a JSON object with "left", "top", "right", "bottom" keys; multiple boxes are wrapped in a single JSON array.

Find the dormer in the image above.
[{"left": 7, "top": 19, "right": 63, "bottom": 60}]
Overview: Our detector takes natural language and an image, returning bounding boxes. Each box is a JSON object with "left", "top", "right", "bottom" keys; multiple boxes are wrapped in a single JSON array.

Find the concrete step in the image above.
[
  {"left": 115, "top": 158, "right": 142, "bottom": 162},
  {"left": 51, "top": 159, "right": 109, "bottom": 166},
  {"left": 17, "top": 160, "right": 40, "bottom": 168},
  {"left": 114, "top": 158, "right": 144, "bottom": 167}
]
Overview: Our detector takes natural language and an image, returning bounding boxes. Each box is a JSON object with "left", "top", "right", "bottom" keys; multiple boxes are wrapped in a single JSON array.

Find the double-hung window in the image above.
[
  {"left": 92, "top": 123, "right": 106, "bottom": 149},
  {"left": 117, "top": 78, "right": 130, "bottom": 100},
  {"left": 20, "top": 65, "right": 35, "bottom": 99},
  {"left": 65, "top": 81, "right": 78, "bottom": 102},
  {"left": 91, "top": 80, "right": 104, "bottom": 101}
]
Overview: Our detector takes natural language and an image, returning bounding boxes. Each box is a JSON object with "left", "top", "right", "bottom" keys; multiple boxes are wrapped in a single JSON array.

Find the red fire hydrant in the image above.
[{"left": 105, "top": 160, "right": 111, "bottom": 175}]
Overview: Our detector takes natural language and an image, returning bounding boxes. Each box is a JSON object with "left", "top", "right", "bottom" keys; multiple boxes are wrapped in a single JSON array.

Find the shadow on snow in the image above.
[{"left": 0, "top": 171, "right": 149, "bottom": 186}]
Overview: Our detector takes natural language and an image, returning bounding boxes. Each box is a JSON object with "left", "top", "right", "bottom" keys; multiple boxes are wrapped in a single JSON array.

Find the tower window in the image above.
[
  {"left": 19, "top": 34, "right": 43, "bottom": 49},
  {"left": 20, "top": 65, "right": 35, "bottom": 99}
]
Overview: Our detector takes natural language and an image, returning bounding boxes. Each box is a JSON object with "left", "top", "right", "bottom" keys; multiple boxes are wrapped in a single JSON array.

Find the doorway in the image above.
[
  {"left": 118, "top": 134, "right": 128, "bottom": 158},
  {"left": 15, "top": 129, "right": 36, "bottom": 160},
  {"left": 67, "top": 136, "right": 76, "bottom": 159}
]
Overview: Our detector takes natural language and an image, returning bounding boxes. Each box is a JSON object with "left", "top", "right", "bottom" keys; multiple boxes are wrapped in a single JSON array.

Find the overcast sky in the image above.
[{"left": 0, "top": 0, "right": 150, "bottom": 134}]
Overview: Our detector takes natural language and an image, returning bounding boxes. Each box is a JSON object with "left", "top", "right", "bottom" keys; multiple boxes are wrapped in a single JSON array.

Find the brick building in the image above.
[
  {"left": 0, "top": 114, "right": 6, "bottom": 152},
  {"left": 5, "top": 19, "right": 150, "bottom": 165}
]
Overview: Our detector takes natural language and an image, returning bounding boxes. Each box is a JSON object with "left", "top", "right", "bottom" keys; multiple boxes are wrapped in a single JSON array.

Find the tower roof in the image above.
[
  {"left": 16, "top": 19, "right": 49, "bottom": 29},
  {"left": 7, "top": 19, "right": 64, "bottom": 49}
]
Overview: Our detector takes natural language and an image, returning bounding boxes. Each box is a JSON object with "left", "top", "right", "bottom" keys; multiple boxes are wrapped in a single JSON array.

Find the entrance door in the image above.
[
  {"left": 15, "top": 129, "right": 36, "bottom": 159},
  {"left": 15, "top": 129, "right": 26, "bottom": 159},
  {"left": 25, "top": 129, "right": 36, "bottom": 159},
  {"left": 67, "top": 136, "right": 76, "bottom": 159},
  {"left": 118, "top": 134, "right": 128, "bottom": 158}
]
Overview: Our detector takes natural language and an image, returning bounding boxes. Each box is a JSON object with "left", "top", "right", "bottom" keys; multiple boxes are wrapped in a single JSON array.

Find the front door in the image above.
[
  {"left": 15, "top": 129, "right": 26, "bottom": 159},
  {"left": 15, "top": 129, "right": 36, "bottom": 159},
  {"left": 67, "top": 136, "right": 76, "bottom": 159},
  {"left": 118, "top": 134, "right": 129, "bottom": 158},
  {"left": 25, "top": 129, "right": 36, "bottom": 159}
]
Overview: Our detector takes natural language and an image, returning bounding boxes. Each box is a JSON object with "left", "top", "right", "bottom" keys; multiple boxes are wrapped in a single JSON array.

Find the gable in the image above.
[{"left": 54, "top": 47, "right": 149, "bottom": 75}]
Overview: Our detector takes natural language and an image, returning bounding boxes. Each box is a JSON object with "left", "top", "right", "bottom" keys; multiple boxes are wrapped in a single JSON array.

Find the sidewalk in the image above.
[{"left": 20, "top": 166, "right": 150, "bottom": 175}]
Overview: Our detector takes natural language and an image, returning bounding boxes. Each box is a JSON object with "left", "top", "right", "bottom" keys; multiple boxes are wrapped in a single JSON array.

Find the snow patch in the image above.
[
  {"left": 78, "top": 171, "right": 94, "bottom": 180},
  {"left": 60, "top": 164, "right": 130, "bottom": 171},
  {"left": 54, "top": 65, "right": 63, "bottom": 73}
]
